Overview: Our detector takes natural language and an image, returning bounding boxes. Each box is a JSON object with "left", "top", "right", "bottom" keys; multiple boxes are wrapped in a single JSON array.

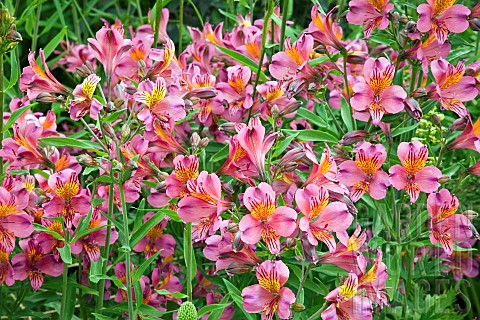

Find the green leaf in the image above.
[
  {"left": 133, "top": 199, "right": 146, "bottom": 233},
  {"left": 33, "top": 223, "right": 64, "bottom": 241},
  {"left": 368, "top": 236, "right": 387, "bottom": 250},
  {"left": 103, "top": 109, "right": 126, "bottom": 122},
  {"left": 133, "top": 250, "right": 161, "bottom": 283},
  {"left": 282, "top": 129, "right": 338, "bottom": 143},
  {"left": 5, "top": 49, "right": 19, "bottom": 91},
  {"left": 73, "top": 283, "right": 99, "bottom": 296},
  {"left": 89, "top": 258, "right": 104, "bottom": 284},
  {"left": 208, "top": 295, "right": 230, "bottom": 320},
  {"left": 214, "top": 44, "right": 267, "bottom": 82},
  {"left": 155, "top": 289, "right": 188, "bottom": 299},
  {"left": 210, "top": 143, "right": 229, "bottom": 162},
  {"left": 42, "top": 26, "right": 68, "bottom": 60},
  {"left": 130, "top": 211, "right": 166, "bottom": 247},
  {"left": 40, "top": 137, "right": 107, "bottom": 156},
  {"left": 392, "top": 122, "right": 419, "bottom": 137},
  {"left": 340, "top": 97, "right": 353, "bottom": 132},
  {"left": 197, "top": 304, "right": 230, "bottom": 317},
  {"left": 58, "top": 243, "right": 72, "bottom": 264},
  {"left": 92, "top": 314, "right": 116, "bottom": 320},
  {"left": 4, "top": 103, "right": 36, "bottom": 132},
  {"left": 296, "top": 107, "right": 327, "bottom": 127},
  {"left": 223, "top": 279, "right": 256, "bottom": 320},
  {"left": 272, "top": 132, "right": 299, "bottom": 157}
]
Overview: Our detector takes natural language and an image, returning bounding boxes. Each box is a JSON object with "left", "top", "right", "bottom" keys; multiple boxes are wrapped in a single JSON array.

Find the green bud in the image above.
[{"left": 177, "top": 301, "right": 198, "bottom": 320}]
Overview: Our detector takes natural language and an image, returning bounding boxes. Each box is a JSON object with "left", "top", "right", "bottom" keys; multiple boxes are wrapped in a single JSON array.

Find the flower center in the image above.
[
  {"left": 228, "top": 75, "right": 246, "bottom": 94},
  {"left": 259, "top": 277, "right": 281, "bottom": 293},
  {"left": 309, "top": 196, "right": 328, "bottom": 220},
  {"left": 369, "top": 65, "right": 394, "bottom": 95},
  {"left": 368, "top": 0, "right": 385, "bottom": 11},
  {"left": 245, "top": 41, "right": 261, "bottom": 59},
  {"left": 144, "top": 86, "right": 166, "bottom": 109},
  {"left": 250, "top": 200, "right": 276, "bottom": 221},
  {"left": 266, "top": 85, "right": 283, "bottom": 101},
  {"left": 81, "top": 75, "right": 100, "bottom": 99},
  {"left": 441, "top": 67, "right": 463, "bottom": 89},
  {"left": 175, "top": 167, "right": 199, "bottom": 183},
  {"left": 147, "top": 225, "right": 164, "bottom": 240},
  {"left": 285, "top": 47, "right": 303, "bottom": 65},
  {"left": 355, "top": 153, "right": 379, "bottom": 177},
  {"left": 0, "top": 198, "right": 17, "bottom": 219},
  {"left": 403, "top": 148, "right": 427, "bottom": 176},
  {"left": 130, "top": 48, "right": 145, "bottom": 61}
]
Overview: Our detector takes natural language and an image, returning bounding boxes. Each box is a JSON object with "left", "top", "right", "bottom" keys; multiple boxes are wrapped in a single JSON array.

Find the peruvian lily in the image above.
[
  {"left": 88, "top": 24, "right": 132, "bottom": 80},
  {"left": 389, "top": 141, "right": 442, "bottom": 203},
  {"left": 428, "top": 189, "right": 473, "bottom": 255},
  {"left": 216, "top": 66, "right": 253, "bottom": 121},
  {"left": 309, "top": 5, "right": 345, "bottom": 52},
  {"left": 217, "top": 135, "right": 257, "bottom": 186},
  {"left": 357, "top": 249, "right": 389, "bottom": 307},
  {"left": 429, "top": 59, "right": 478, "bottom": 117},
  {"left": 269, "top": 34, "right": 315, "bottom": 81},
  {"left": 295, "top": 184, "right": 353, "bottom": 252},
  {"left": 134, "top": 76, "right": 186, "bottom": 130},
  {"left": 448, "top": 116, "right": 480, "bottom": 151},
  {"left": 239, "top": 183, "right": 297, "bottom": 254},
  {"left": 11, "top": 239, "right": 63, "bottom": 291},
  {"left": 321, "top": 273, "right": 373, "bottom": 320},
  {"left": 338, "top": 142, "right": 390, "bottom": 202},
  {"left": 132, "top": 213, "right": 175, "bottom": 258},
  {"left": 242, "top": 260, "right": 296, "bottom": 320},
  {"left": 165, "top": 155, "right": 199, "bottom": 198},
  {"left": 69, "top": 74, "right": 103, "bottom": 120},
  {"left": 417, "top": 0, "right": 470, "bottom": 44},
  {"left": 346, "top": 0, "right": 394, "bottom": 39},
  {"left": 351, "top": 57, "right": 407, "bottom": 125},
  {"left": 441, "top": 240, "right": 480, "bottom": 281},
  {"left": 20, "top": 49, "right": 69, "bottom": 101},
  {"left": 177, "top": 171, "right": 231, "bottom": 223},
  {"left": 43, "top": 169, "right": 90, "bottom": 228},
  {"left": 237, "top": 117, "right": 280, "bottom": 181},
  {"left": 0, "top": 247, "right": 14, "bottom": 286}
]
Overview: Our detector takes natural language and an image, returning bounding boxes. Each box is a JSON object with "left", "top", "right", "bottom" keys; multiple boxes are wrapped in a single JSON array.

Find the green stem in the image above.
[
  {"left": 95, "top": 179, "right": 115, "bottom": 314},
  {"left": 468, "top": 278, "right": 480, "bottom": 316},
  {"left": 307, "top": 301, "right": 329, "bottom": 320},
  {"left": 118, "top": 178, "right": 135, "bottom": 320},
  {"left": 187, "top": 0, "right": 204, "bottom": 28},
  {"left": 153, "top": 0, "right": 163, "bottom": 48},
  {"left": 135, "top": 0, "right": 143, "bottom": 23},
  {"left": 178, "top": 0, "right": 184, "bottom": 54},
  {"left": 60, "top": 230, "right": 69, "bottom": 320},
  {"left": 31, "top": 4, "right": 42, "bottom": 52},
  {"left": 392, "top": 186, "right": 401, "bottom": 241},
  {"left": 0, "top": 53, "right": 4, "bottom": 178},
  {"left": 185, "top": 222, "right": 193, "bottom": 301},
  {"left": 342, "top": 51, "right": 356, "bottom": 130},
  {"left": 325, "top": 103, "right": 345, "bottom": 135},
  {"left": 401, "top": 246, "right": 414, "bottom": 318},
  {"left": 295, "top": 262, "right": 311, "bottom": 300},
  {"left": 279, "top": 0, "right": 288, "bottom": 51}
]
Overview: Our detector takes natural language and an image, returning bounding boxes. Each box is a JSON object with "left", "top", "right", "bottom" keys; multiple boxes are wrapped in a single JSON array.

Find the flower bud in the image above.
[
  {"left": 438, "top": 175, "right": 450, "bottom": 184},
  {"left": 36, "top": 92, "right": 59, "bottom": 104},
  {"left": 301, "top": 235, "right": 318, "bottom": 264},
  {"left": 391, "top": 12, "right": 400, "bottom": 23},
  {"left": 369, "top": 133, "right": 381, "bottom": 144},
  {"left": 177, "top": 301, "right": 198, "bottom": 320},
  {"left": 226, "top": 222, "right": 239, "bottom": 233},
  {"left": 339, "top": 130, "right": 369, "bottom": 146},
  {"left": 469, "top": 18, "right": 480, "bottom": 32},
  {"left": 6, "top": 29, "right": 21, "bottom": 42},
  {"left": 332, "top": 144, "right": 347, "bottom": 156},
  {"left": 430, "top": 114, "right": 442, "bottom": 127},
  {"left": 120, "top": 124, "right": 131, "bottom": 143},
  {"left": 75, "top": 67, "right": 89, "bottom": 78},
  {"left": 404, "top": 98, "right": 422, "bottom": 121},
  {"left": 285, "top": 238, "right": 296, "bottom": 249},
  {"left": 137, "top": 59, "right": 146, "bottom": 76},
  {"left": 88, "top": 124, "right": 103, "bottom": 139},
  {"left": 77, "top": 154, "right": 97, "bottom": 167},
  {"left": 199, "top": 137, "right": 209, "bottom": 148},
  {"left": 346, "top": 54, "right": 366, "bottom": 64},
  {"left": 399, "top": 15, "right": 409, "bottom": 24},
  {"left": 34, "top": 188, "right": 46, "bottom": 197},
  {"left": 448, "top": 118, "right": 467, "bottom": 132},
  {"left": 190, "top": 132, "right": 201, "bottom": 150},
  {"left": 287, "top": 79, "right": 307, "bottom": 99},
  {"left": 105, "top": 101, "right": 116, "bottom": 112},
  {"left": 182, "top": 87, "right": 217, "bottom": 100},
  {"left": 225, "top": 263, "right": 252, "bottom": 275},
  {"left": 271, "top": 104, "right": 280, "bottom": 118},
  {"left": 221, "top": 182, "right": 235, "bottom": 195},
  {"left": 112, "top": 160, "right": 123, "bottom": 171},
  {"left": 158, "top": 171, "right": 169, "bottom": 181},
  {"left": 291, "top": 302, "right": 305, "bottom": 312},
  {"left": 83, "top": 61, "right": 95, "bottom": 75},
  {"left": 279, "top": 101, "right": 302, "bottom": 117},
  {"left": 405, "top": 21, "right": 417, "bottom": 33},
  {"left": 113, "top": 98, "right": 124, "bottom": 108},
  {"left": 315, "top": 44, "right": 328, "bottom": 54},
  {"left": 462, "top": 210, "right": 478, "bottom": 220},
  {"left": 35, "top": 195, "right": 49, "bottom": 207},
  {"left": 411, "top": 88, "right": 427, "bottom": 98},
  {"left": 156, "top": 181, "right": 167, "bottom": 190},
  {"left": 101, "top": 122, "right": 116, "bottom": 140},
  {"left": 125, "top": 160, "right": 138, "bottom": 171},
  {"left": 124, "top": 84, "right": 137, "bottom": 96},
  {"left": 219, "top": 122, "right": 237, "bottom": 133},
  {"left": 232, "top": 231, "right": 244, "bottom": 252}
]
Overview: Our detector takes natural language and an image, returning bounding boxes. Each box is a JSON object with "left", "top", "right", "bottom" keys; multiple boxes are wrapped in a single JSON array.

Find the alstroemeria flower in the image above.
[
  {"left": 428, "top": 189, "right": 473, "bottom": 255},
  {"left": 20, "top": 49, "right": 69, "bottom": 101},
  {"left": 242, "top": 260, "right": 295, "bottom": 320},
  {"left": 11, "top": 239, "right": 63, "bottom": 291},
  {"left": 338, "top": 142, "right": 390, "bottom": 202},
  {"left": 88, "top": 24, "right": 132, "bottom": 79},
  {"left": 309, "top": 5, "right": 345, "bottom": 52},
  {"left": 134, "top": 76, "right": 186, "bottom": 130},
  {"left": 177, "top": 171, "right": 230, "bottom": 223},
  {"left": 357, "top": 249, "right": 389, "bottom": 307},
  {"left": 429, "top": 59, "right": 478, "bottom": 117},
  {"left": 322, "top": 273, "right": 373, "bottom": 320},
  {"left": 239, "top": 183, "right": 297, "bottom": 254},
  {"left": 165, "top": 155, "right": 199, "bottom": 198},
  {"left": 346, "top": 0, "right": 394, "bottom": 38},
  {"left": 0, "top": 247, "right": 14, "bottom": 286},
  {"left": 351, "top": 57, "right": 407, "bottom": 125},
  {"left": 144, "top": 40, "right": 181, "bottom": 82},
  {"left": 237, "top": 117, "right": 280, "bottom": 181},
  {"left": 132, "top": 213, "right": 175, "bottom": 258},
  {"left": 389, "top": 141, "right": 442, "bottom": 203},
  {"left": 216, "top": 66, "right": 254, "bottom": 121},
  {"left": 69, "top": 74, "right": 103, "bottom": 120},
  {"left": 417, "top": 0, "right": 470, "bottom": 44},
  {"left": 295, "top": 185, "right": 352, "bottom": 252},
  {"left": 43, "top": 169, "right": 90, "bottom": 228},
  {"left": 269, "top": 34, "right": 315, "bottom": 81},
  {"left": 217, "top": 135, "right": 257, "bottom": 186},
  {"left": 448, "top": 116, "right": 480, "bottom": 151}
]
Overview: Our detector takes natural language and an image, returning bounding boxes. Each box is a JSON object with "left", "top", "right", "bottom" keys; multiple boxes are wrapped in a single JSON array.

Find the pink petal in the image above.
[
  {"left": 415, "top": 166, "right": 442, "bottom": 193},
  {"left": 177, "top": 196, "right": 215, "bottom": 222},
  {"left": 239, "top": 214, "right": 263, "bottom": 244},
  {"left": 389, "top": 164, "right": 407, "bottom": 190},
  {"left": 338, "top": 161, "right": 366, "bottom": 186},
  {"left": 369, "top": 170, "right": 390, "bottom": 200},
  {"left": 277, "top": 287, "right": 295, "bottom": 319},
  {"left": 242, "top": 284, "right": 274, "bottom": 313},
  {"left": 268, "top": 207, "right": 297, "bottom": 237}
]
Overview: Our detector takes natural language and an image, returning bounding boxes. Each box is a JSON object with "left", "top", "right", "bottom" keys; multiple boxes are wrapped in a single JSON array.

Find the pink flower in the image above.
[
  {"left": 132, "top": 212, "right": 175, "bottom": 258},
  {"left": 351, "top": 58, "right": 407, "bottom": 125},
  {"left": 217, "top": 135, "right": 256, "bottom": 186},
  {"left": 429, "top": 59, "right": 478, "bottom": 117},
  {"left": 441, "top": 240, "right": 479, "bottom": 281},
  {"left": 346, "top": 0, "right": 394, "bottom": 38},
  {"left": 295, "top": 185, "right": 353, "bottom": 252},
  {"left": 88, "top": 24, "right": 132, "bottom": 79},
  {"left": 322, "top": 273, "right": 373, "bottom": 320},
  {"left": 177, "top": 171, "right": 230, "bottom": 222},
  {"left": 357, "top": 249, "right": 389, "bottom": 307},
  {"left": 43, "top": 169, "right": 90, "bottom": 228},
  {"left": 417, "top": 0, "right": 470, "bottom": 44},
  {"left": 237, "top": 118, "right": 279, "bottom": 181},
  {"left": 216, "top": 66, "right": 253, "bottom": 121},
  {"left": 69, "top": 74, "right": 103, "bottom": 120},
  {"left": 12, "top": 239, "right": 63, "bottom": 291},
  {"left": 134, "top": 76, "right": 186, "bottom": 130},
  {"left": 389, "top": 141, "right": 442, "bottom": 203},
  {"left": 338, "top": 142, "right": 390, "bottom": 201},
  {"left": 309, "top": 5, "right": 345, "bottom": 52},
  {"left": 428, "top": 189, "right": 473, "bottom": 255},
  {"left": 242, "top": 260, "right": 295, "bottom": 320},
  {"left": 239, "top": 183, "right": 297, "bottom": 254},
  {"left": 448, "top": 116, "right": 480, "bottom": 151},
  {"left": 165, "top": 155, "right": 199, "bottom": 198},
  {"left": 20, "top": 49, "right": 69, "bottom": 100}
]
